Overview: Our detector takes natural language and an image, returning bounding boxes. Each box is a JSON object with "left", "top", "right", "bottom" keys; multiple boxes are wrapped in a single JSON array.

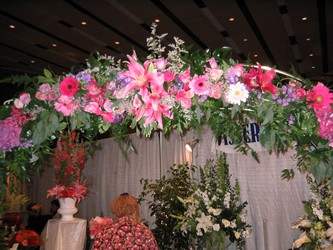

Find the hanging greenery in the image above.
[{"left": 1, "top": 23, "right": 333, "bottom": 217}]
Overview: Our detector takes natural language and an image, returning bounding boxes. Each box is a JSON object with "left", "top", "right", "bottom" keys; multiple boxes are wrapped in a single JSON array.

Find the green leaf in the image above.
[
  {"left": 98, "top": 122, "right": 111, "bottom": 134},
  {"left": 205, "top": 108, "right": 211, "bottom": 122},
  {"left": 262, "top": 106, "right": 274, "bottom": 125},
  {"left": 70, "top": 117, "right": 78, "bottom": 131},
  {"left": 281, "top": 169, "right": 295, "bottom": 181},
  {"left": 32, "top": 121, "right": 44, "bottom": 145},
  {"left": 50, "top": 112, "right": 59, "bottom": 131},
  {"left": 58, "top": 122, "right": 67, "bottom": 131},
  {"left": 44, "top": 69, "right": 53, "bottom": 78}
]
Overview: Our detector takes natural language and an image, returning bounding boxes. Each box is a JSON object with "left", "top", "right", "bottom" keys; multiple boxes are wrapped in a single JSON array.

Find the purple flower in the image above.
[
  {"left": 198, "top": 95, "right": 208, "bottom": 103},
  {"left": 227, "top": 76, "right": 238, "bottom": 85},
  {"left": 113, "top": 114, "right": 126, "bottom": 123},
  {"left": 0, "top": 121, "right": 21, "bottom": 151},
  {"left": 276, "top": 99, "right": 283, "bottom": 105},
  {"left": 281, "top": 85, "right": 288, "bottom": 95},
  {"left": 174, "top": 75, "right": 183, "bottom": 84},
  {"left": 282, "top": 99, "right": 289, "bottom": 106},
  {"left": 19, "top": 139, "right": 33, "bottom": 149},
  {"left": 288, "top": 115, "right": 295, "bottom": 125},
  {"left": 116, "top": 75, "right": 131, "bottom": 88},
  {"left": 76, "top": 72, "right": 91, "bottom": 84}
]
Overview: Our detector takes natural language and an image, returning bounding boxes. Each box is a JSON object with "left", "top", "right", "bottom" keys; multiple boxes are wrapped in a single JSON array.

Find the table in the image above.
[{"left": 41, "top": 218, "right": 87, "bottom": 250}]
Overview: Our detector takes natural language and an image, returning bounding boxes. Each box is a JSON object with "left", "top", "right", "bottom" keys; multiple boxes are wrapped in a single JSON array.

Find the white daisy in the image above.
[{"left": 225, "top": 82, "right": 249, "bottom": 105}]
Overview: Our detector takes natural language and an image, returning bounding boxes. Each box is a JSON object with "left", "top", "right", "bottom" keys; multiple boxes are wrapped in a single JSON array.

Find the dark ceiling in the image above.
[{"left": 0, "top": 0, "right": 332, "bottom": 103}]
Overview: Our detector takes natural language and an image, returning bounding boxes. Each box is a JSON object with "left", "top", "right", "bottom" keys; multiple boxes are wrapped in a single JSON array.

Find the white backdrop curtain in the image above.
[{"left": 29, "top": 127, "right": 309, "bottom": 250}]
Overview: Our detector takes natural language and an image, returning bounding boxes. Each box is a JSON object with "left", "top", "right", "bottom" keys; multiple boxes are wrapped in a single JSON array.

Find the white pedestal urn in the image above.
[{"left": 58, "top": 197, "right": 78, "bottom": 221}]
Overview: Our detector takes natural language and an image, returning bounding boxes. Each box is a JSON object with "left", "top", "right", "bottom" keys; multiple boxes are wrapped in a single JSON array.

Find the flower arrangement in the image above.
[
  {"left": 89, "top": 216, "right": 158, "bottom": 249},
  {"left": 292, "top": 176, "right": 333, "bottom": 249},
  {"left": 139, "top": 154, "right": 250, "bottom": 249},
  {"left": 175, "top": 153, "right": 251, "bottom": 249},
  {"left": 11, "top": 229, "right": 43, "bottom": 249},
  {"left": 139, "top": 163, "right": 195, "bottom": 249},
  {"left": 47, "top": 130, "right": 88, "bottom": 202},
  {"left": 1, "top": 23, "right": 333, "bottom": 224}
]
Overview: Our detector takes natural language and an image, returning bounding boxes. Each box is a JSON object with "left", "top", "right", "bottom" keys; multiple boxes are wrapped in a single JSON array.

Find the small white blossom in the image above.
[
  {"left": 196, "top": 230, "right": 203, "bottom": 236},
  {"left": 213, "top": 224, "right": 220, "bottom": 231},
  {"left": 222, "top": 219, "right": 231, "bottom": 228},
  {"left": 196, "top": 213, "right": 213, "bottom": 233},
  {"left": 312, "top": 206, "right": 324, "bottom": 220},
  {"left": 242, "top": 229, "right": 252, "bottom": 238},
  {"left": 230, "top": 220, "right": 237, "bottom": 228},
  {"left": 326, "top": 221, "right": 333, "bottom": 241},
  {"left": 208, "top": 207, "right": 222, "bottom": 216},
  {"left": 234, "top": 231, "right": 241, "bottom": 239},
  {"left": 211, "top": 195, "right": 218, "bottom": 201},
  {"left": 223, "top": 192, "right": 231, "bottom": 208}
]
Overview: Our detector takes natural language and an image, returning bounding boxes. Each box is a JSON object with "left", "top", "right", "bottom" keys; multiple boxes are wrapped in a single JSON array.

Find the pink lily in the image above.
[
  {"left": 47, "top": 185, "right": 65, "bottom": 198},
  {"left": 176, "top": 89, "right": 194, "bottom": 109},
  {"left": 118, "top": 54, "right": 152, "bottom": 98},
  {"left": 136, "top": 92, "right": 173, "bottom": 130}
]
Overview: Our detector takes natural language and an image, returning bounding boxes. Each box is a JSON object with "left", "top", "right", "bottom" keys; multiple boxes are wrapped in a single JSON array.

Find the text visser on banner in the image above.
[{"left": 216, "top": 122, "right": 267, "bottom": 153}]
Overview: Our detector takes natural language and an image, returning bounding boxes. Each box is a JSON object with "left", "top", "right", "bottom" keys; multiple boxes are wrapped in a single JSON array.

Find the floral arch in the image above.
[
  {"left": 1, "top": 23, "right": 333, "bottom": 193},
  {"left": 0, "top": 25, "right": 333, "bottom": 246}
]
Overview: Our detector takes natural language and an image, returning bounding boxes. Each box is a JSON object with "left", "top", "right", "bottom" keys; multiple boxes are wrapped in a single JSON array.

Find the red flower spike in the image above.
[{"left": 47, "top": 131, "right": 88, "bottom": 201}]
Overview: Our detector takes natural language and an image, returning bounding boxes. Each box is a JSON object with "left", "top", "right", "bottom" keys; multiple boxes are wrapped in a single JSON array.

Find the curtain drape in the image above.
[{"left": 29, "top": 127, "right": 309, "bottom": 250}]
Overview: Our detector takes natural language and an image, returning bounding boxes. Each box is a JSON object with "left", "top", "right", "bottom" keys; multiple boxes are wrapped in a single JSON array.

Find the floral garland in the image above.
[
  {"left": 0, "top": 24, "right": 333, "bottom": 248},
  {"left": 89, "top": 216, "right": 158, "bottom": 249}
]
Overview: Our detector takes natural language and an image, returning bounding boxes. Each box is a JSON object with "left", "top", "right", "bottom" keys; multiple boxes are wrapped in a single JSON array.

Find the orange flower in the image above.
[{"left": 21, "top": 239, "right": 28, "bottom": 246}]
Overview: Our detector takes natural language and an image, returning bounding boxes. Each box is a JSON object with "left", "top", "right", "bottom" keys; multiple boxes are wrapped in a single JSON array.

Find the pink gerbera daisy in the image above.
[
  {"left": 59, "top": 77, "right": 80, "bottom": 97},
  {"left": 189, "top": 75, "right": 210, "bottom": 95},
  {"left": 306, "top": 82, "right": 333, "bottom": 111}
]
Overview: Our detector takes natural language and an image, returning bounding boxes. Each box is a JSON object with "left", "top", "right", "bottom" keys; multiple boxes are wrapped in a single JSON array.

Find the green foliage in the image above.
[
  {"left": 31, "top": 110, "right": 62, "bottom": 145},
  {"left": 0, "top": 193, "right": 29, "bottom": 214},
  {"left": 139, "top": 154, "right": 250, "bottom": 249},
  {"left": 139, "top": 163, "right": 195, "bottom": 249},
  {"left": 175, "top": 153, "right": 250, "bottom": 249},
  {"left": 0, "top": 74, "right": 38, "bottom": 88},
  {"left": 281, "top": 169, "right": 295, "bottom": 181}
]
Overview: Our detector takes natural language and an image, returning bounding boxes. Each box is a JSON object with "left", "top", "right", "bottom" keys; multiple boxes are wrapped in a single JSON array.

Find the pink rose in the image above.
[
  {"left": 84, "top": 102, "right": 102, "bottom": 115},
  {"left": 19, "top": 92, "right": 31, "bottom": 105},
  {"left": 296, "top": 88, "right": 307, "bottom": 99},
  {"left": 54, "top": 95, "right": 79, "bottom": 116},
  {"left": 14, "top": 92, "right": 31, "bottom": 108},
  {"left": 164, "top": 71, "right": 174, "bottom": 82}
]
